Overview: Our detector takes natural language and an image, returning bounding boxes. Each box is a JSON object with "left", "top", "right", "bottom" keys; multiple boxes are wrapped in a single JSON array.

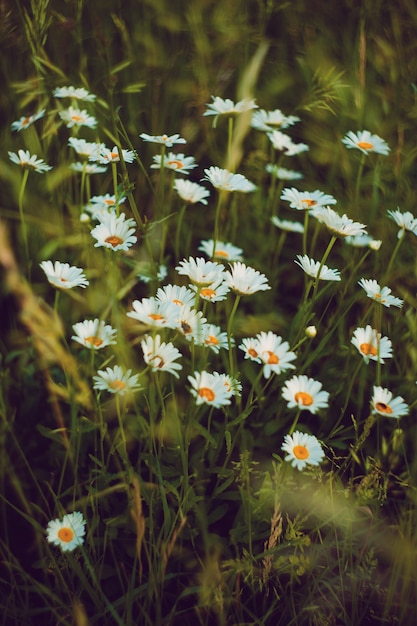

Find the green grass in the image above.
[{"left": 2, "top": 0, "right": 417, "bottom": 624}]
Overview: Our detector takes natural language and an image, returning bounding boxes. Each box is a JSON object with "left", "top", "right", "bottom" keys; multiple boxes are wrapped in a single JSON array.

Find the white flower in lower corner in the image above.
[
  {"left": 295, "top": 255, "right": 341, "bottom": 281},
  {"left": 90, "top": 212, "right": 137, "bottom": 251},
  {"left": 225, "top": 262, "right": 271, "bottom": 295},
  {"left": 188, "top": 371, "right": 232, "bottom": 408},
  {"left": 358, "top": 278, "right": 403, "bottom": 308},
  {"left": 46, "top": 511, "right": 86, "bottom": 552},
  {"left": 40, "top": 260, "right": 89, "bottom": 289},
  {"left": 141, "top": 335, "right": 182, "bottom": 378},
  {"left": 256, "top": 331, "right": 297, "bottom": 379},
  {"left": 351, "top": 326, "right": 392, "bottom": 364},
  {"left": 282, "top": 375, "right": 329, "bottom": 414},
  {"left": 72, "top": 319, "right": 117, "bottom": 349},
  {"left": 281, "top": 431, "right": 325, "bottom": 471},
  {"left": 371, "top": 386, "right": 409, "bottom": 418},
  {"left": 93, "top": 365, "right": 141, "bottom": 395}
]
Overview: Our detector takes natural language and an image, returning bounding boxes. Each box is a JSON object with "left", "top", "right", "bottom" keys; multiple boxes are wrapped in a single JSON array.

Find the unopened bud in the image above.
[{"left": 305, "top": 325, "right": 317, "bottom": 338}]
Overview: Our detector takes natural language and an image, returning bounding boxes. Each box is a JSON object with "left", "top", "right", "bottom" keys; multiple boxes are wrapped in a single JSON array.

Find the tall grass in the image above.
[{"left": 2, "top": 1, "right": 417, "bottom": 624}]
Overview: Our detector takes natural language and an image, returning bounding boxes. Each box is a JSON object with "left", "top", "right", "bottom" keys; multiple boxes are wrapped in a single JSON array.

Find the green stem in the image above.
[
  {"left": 175, "top": 203, "right": 187, "bottom": 260},
  {"left": 227, "top": 294, "right": 241, "bottom": 374},
  {"left": 18, "top": 169, "right": 30, "bottom": 264}
]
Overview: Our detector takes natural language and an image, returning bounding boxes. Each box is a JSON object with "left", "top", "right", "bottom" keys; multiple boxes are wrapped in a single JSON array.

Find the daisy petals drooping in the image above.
[
  {"left": 281, "top": 431, "right": 325, "bottom": 471},
  {"left": 295, "top": 255, "right": 341, "bottom": 281}
]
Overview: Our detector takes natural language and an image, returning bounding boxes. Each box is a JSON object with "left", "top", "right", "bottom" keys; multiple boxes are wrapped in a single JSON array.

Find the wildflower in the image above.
[
  {"left": 282, "top": 375, "right": 329, "bottom": 414},
  {"left": 267, "top": 131, "right": 309, "bottom": 155},
  {"left": 311, "top": 206, "right": 367, "bottom": 238},
  {"left": 176, "top": 257, "right": 225, "bottom": 286},
  {"left": 70, "top": 162, "right": 107, "bottom": 175},
  {"left": 387, "top": 208, "right": 417, "bottom": 239},
  {"left": 203, "top": 166, "right": 256, "bottom": 193},
  {"left": 127, "top": 297, "right": 178, "bottom": 329},
  {"left": 225, "top": 262, "right": 271, "bottom": 295},
  {"left": 202, "top": 324, "right": 231, "bottom": 353},
  {"left": 90, "top": 145, "right": 135, "bottom": 164},
  {"left": 40, "top": 260, "right": 89, "bottom": 289},
  {"left": 139, "top": 132, "right": 186, "bottom": 147},
  {"left": 46, "top": 511, "right": 86, "bottom": 552},
  {"left": 141, "top": 335, "right": 182, "bottom": 378},
  {"left": 72, "top": 318, "right": 117, "bottom": 349},
  {"left": 59, "top": 106, "right": 97, "bottom": 129},
  {"left": 53, "top": 86, "right": 96, "bottom": 101},
  {"left": 251, "top": 108, "right": 300, "bottom": 131},
  {"left": 295, "top": 255, "right": 341, "bottom": 281},
  {"left": 89, "top": 193, "right": 127, "bottom": 211},
  {"left": 151, "top": 152, "right": 197, "bottom": 174},
  {"left": 341, "top": 130, "right": 390, "bottom": 155},
  {"left": 281, "top": 431, "right": 325, "bottom": 471},
  {"left": 203, "top": 96, "right": 258, "bottom": 118},
  {"left": 305, "top": 326, "right": 317, "bottom": 338},
  {"left": 266, "top": 164, "right": 303, "bottom": 180},
  {"left": 256, "top": 331, "right": 297, "bottom": 379},
  {"left": 188, "top": 370, "right": 232, "bottom": 408},
  {"left": 156, "top": 284, "right": 196, "bottom": 308},
  {"left": 191, "top": 278, "right": 230, "bottom": 303},
  {"left": 218, "top": 373, "right": 242, "bottom": 397},
  {"left": 271, "top": 216, "right": 304, "bottom": 234},
  {"left": 280, "top": 188, "right": 337, "bottom": 211},
  {"left": 198, "top": 239, "right": 244, "bottom": 261},
  {"left": 93, "top": 365, "right": 141, "bottom": 395},
  {"left": 9, "top": 149, "right": 52, "bottom": 173},
  {"left": 175, "top": 305, "right": 208, "bottom": 344},
  {"left": 68, "top": 138, "right": 104, "bottom": 160},
  {"left": 90, "top": 212, "right": 137, "bottom": 251},
  {"left": 345, "top": 234, "right": 382, "bottom": 249},
  {"left": 174, "top": 179, "right": 210, "bottom": 204},
  {"left": 11, "top": 108, "right": 46, "bottom": 132},
  {"left": 371, "top": 386, "right": 409, "bottom": 418},
  {"left": 239, "top": 337, "right": 262, "bottom": 363},
  {"left": 358, "top": 278, "right": 403, "bottom": 308},
  {"left": 351, "top": 325, "right": 393, "bottom": 364}
]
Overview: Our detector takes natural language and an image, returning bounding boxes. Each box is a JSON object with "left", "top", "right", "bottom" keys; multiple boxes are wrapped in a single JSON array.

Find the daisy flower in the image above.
[
  {"left": 198, "top": 239, "right": 244, "bottom": 262},
  {"left": 203, "top": 166, "right": 256, "bottom": 193},
  {"left": 271, "top": 216, "right": 304, "bottom": 233},
  {"left": 203, "top": 96, "right": 258, "bottom": 117},
  {"left": 267, "top": 131, "right": 309, "bottom": 155},
  {"left": 176, "top": 257, "right": 225, "bottom": 286},
  {"left": 90, "top": 145, "right": 135, "bottom": 164},
  {"left": 68, "top": 138, "right": 105, "bottom": 160},
  {"left": 358, "top": 278, "right": 403, "bottom": 308},
  {"left": 139, "top": 132, "right": 186, "bottom": 147},
  {"left": 188, "top": 370, "right": 232, "bottom": 408},
  {"left": 70, "top": 162, "right": 107, "bottom": 175},
  {"left": 175, "top": 305, "right": 208, "bottom": 344},
  {"left": 90, "top": 212, "right": 137, "bottom": 252},
  {"left": 282, "top": 375, "right": 330, "bottom": 414},
  {"left": 59, "top": 106, "right": 97, "bottom": 129},
  {"left": 93, "top": 365, "right": 141, "bottom": 395},
  {"left": 72, "top": 318, "right": 117, "bottom": 349},
  {"left": 202, "top": 324, "right": 231, "bottom": 353},
  {"left": 53, "top": 86, "right": 96, "bottom": 101},
  {"left": 40, "top": 260, "right": 89, "bottom": 289},
  {"left": 311, "top": 206, "right": 367, "bottom": 238},
  {"left": 127, "top": 297, "right": 178, "bottom": 329},
  {"left": 239, "top": 337, "right": 262, "bottom": 363},
  {"left": 341, "top": 130, "right": 390, "bottom": 155},
  {"left": 281, "top": 431, "right": 325, "bottom": 471},
  {"left": 9, "top": 150, "right": 52, "bottom": 173},
  {"left": 351, "top": 325, "right": 393, "bottom": 364},
  {"left": 11, "top": 108, "right": 46, "bottom": 132},
  {"left": 371, "top": 386, "right": 409, "bottom": 418},
  {"left": 151, "top": 152, "right": 197, "bottom": 174},
  {"left": 225, "top": 262, "right": 271, "bottom": 295},
  {"left": 281, "top": 188, "right": 337, "bottom": 211},
  {"left": 387, "top": 208, "right": 417, "bottom": 239},
  {"left": 256, "top": 331, "right": 297, "bottom": 379},
  {"left": 89, "top": 193, "right": 127, "bottom": 211},
  {"left": 173, "top": 179, "right": 210, "bottom": 204},
  {"left": 156, "top": 284, "right": 196, "bottom": 308},
  {"left": 295, "top": 255, "right": 341, "bottom": 281},
  {"left": 251, "top": 108, "right": 300, "bottom": 132},
  {"left": 141, "top": 335, "right": 182, "bottom": 378},
  {"left": 218, "top": 373, "right": 242, "bottom": 397},
  {"left": 46, "top": 511, "right": 86, "bottom": 552},
  {"left": 345, "top": 234, "right": 382, "bottom": 250},
  {"left": 191, "top": 278, "right": 230, "bottom": 303},
  {"left": 266, "top": 164, "right": 303, "bottom": 181}
]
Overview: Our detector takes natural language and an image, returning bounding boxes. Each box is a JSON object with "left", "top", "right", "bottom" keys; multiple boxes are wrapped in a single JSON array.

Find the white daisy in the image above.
[
  {"left": 341, "top": 130, "right": 390, "bottom": 155},
  {"left": 93, "top": 365, "right": 141, "bottom": 395},
  {"left": 70, "top": 162, "right": 107, "bottom": 175},
  {"left": 9, "top": 150, "right": 52, "bottom": 173},
  {"left": 11, "top": 109, "right": 46, "bottom": 132},
  {"left": 188, "top": 370, "right": 232, "bottom": 408},
  {"left": 387, "top": 208, "right": 417, "bottom": 239},
  {"left": 203, "top": 166, "right": 256, "bottom": 193},
  {"left": 72, "top": 319, "right": 117, "bottom": 350},
  {"left": 139, "top": 132, "right": 186, "bottom": 147},
  {"left": 151, "top": 152, "right": 197, "bottom": 174},
  {"left": 141, "top": 335, "right": 182, "bottom": 378},
  {"left": 267, "top": 131, "right": 309, "bottom": 155},
  {"left": 358, "top": 278, "right": 403, "bottom": 308},
  {"left": 175, "top": 305, "right": 208, "bottom": 344},
  {"left": 68, "top": 138, "right": 105, "bottom": 160},
  {"left": 239, "top": 337, "right": 262, "bottom": 363},
  {"left": 225, "top": 262, "right": 270, "bottom": 295},
  {"left": 127, "top": 297, "right": 178, "bottom": 329},
  {"left": 256, "top": 331, "right": 297, "bottom": 379},
  {"left": 266, "top": 164, "right": 303, "bottom": 181},
  {"left": 156, "top": 284, "right": 196, "bottom": 308},
  {"left": 281, "top": 188, "right": 337, "bottom": 211},
  {"left": 203, "top": 96, "right": 258, "bottom": 117},
  {"left": 271, "top": 216, "right": 304, "bottom": 233},
  {"left": 295, "top": 255, "right": 341, "bottom": 281},
  {"left": 371, "top": 386, "right": 409, "bottom": 418},
  {"left": 198, "top": 239, "right": 244, "bottom": 262},
  {"left": 173, "top": 179, "right": 210, "bottom": 204},
  {"left": 191, "top": 278, "right": 230, "bottom": 303},
  {"left": 351, "top": 325, "right": 393, "bottom": 364},
  {"left": 46, "top": 511, "right": 86, "bottom": 552},
  {"left": 53, "top": 86, "right": 96, "bottom": 101},
  {"left": 281, "top": 431, "right": 325, "bottom": 471},
  {"left": 251, "top": 108, "right": 300, "bottom": 132},
  {"left": 311, "top": 206, "right": 367, "bottom": 238},
  {"left": 345, "top": 234, "right": 382, "bottom": 249},
  {"left": 59, "top": 106, "right": 97, "bottom": 129},
  {"left": 90, "top": 145, "right": 135, "bottom": 164},
  {"left": 40, "top": 260, "right": 89, "bottom": 289},
  {"left": 282, "top": 375, "right": 329, "bottom": 414},
  {"left": 90, "top": 212, "right": 137, "bottom": 251},
  {"left": 218, "top": 373, "right": 242, "bottom": 397},
  {"left": 202, "top": 324, "right": 231, "bottom": 353},
  {"left": 176, "top": 257, "right": 225, "bottom": 286}
]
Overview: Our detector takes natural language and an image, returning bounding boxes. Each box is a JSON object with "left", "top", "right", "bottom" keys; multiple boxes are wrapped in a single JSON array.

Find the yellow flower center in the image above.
[
  {"left": 360, "top": 342, "right": 377, "bottom": 357},
  {"left": 357, "top": 141, "right": 374, "bottom": 150},
  {"left": 71, "top": 115, "right": 83, "bottom": 123},
  {"left": 248, "top": 348, "right": 258, "bottom": 358},
  {"left": 167, "top": 159, "right": 183, "bottom": 169},
  {"left": 181, "top": 321, "right": 192, "bottom": 334},
  {"left": 58, "top": 527, "right": 75, "bottom": 543},
  {"left": 105, "top": 235, "right": 124, "bottom": 247},
  {"left": 266, "top": 351, "right": 279, "bottom": 364},
  {"left": 293, "top": 445, "right": 309, "bottom": 460},
  {"left": 294, "top": 391, "right": 313, "bottom": 406},
  {"left": 205, "top": 335, "right": 219, "bottom": 345},
  {"left": 104, "top": 199, "right": 116, "bottom": 206},
  {"left": 110, "top": 152, "right": 119, "bottom": 159},
  {"left": 109, "top": 379, "right": 126, "bottom": 391},
  {"left": 85, "top": 336, "right": 103, "bottom": 347},
  {"left": 214, "top": 249, "right": 229, "bottom": 258},
  {"left": 173, "top": 298, "right": 183, "bottom": 305},
  {"left": 22, "top": 117, "right": 31, "bottom": 126},
  {"left": 200, "top": 288, "right": 216, "bottom": 299},
  {"left": 198, "top": 387, "right": 215, "bottom": 402},
  {"left": 148, "top": 313, "right": 164, "bottom": 321},
  {"left": 375, "top": 402, "right": 393, "bottom": 414},
  {"left": 302, "top": 199, "right": 317, "bottom": 208}
]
